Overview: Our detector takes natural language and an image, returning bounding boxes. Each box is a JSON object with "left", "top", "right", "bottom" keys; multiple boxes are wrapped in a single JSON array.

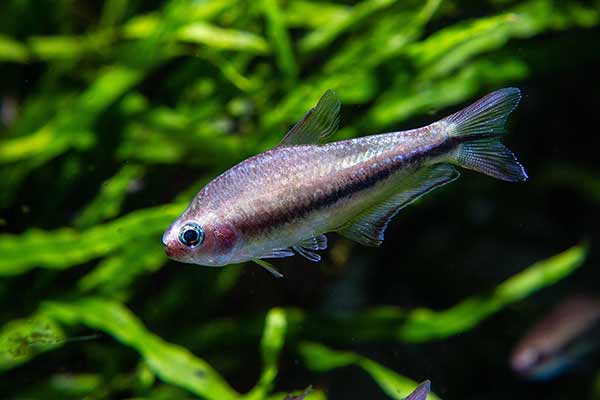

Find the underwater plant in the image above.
[{"left": 0, "top": 0, "right": 599, "bottom": 398}]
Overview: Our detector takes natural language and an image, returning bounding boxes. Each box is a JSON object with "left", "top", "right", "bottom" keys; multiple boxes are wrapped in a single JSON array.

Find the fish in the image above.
[
  {"left": 284, "top": 385, "right": 312, "bottom": 400},
  {"left": 510, "top": 294, "right": 600, "bottom": 380},
  {"left": 162, "top": 88, "right": 527, "bottom": 276},
  {"left": 281, "top": 380, "right": 431, "bottom": 399},
  {"left": 405, "top": 380, "right": 431, "bottom": 400}
]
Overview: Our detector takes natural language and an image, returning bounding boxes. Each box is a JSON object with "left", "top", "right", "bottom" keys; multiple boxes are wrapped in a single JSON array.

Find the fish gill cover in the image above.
[{"left": 0, "top": 0, "right": 599, "bottom": 399}]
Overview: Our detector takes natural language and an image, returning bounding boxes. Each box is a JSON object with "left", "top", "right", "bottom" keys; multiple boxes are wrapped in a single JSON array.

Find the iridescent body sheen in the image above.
[
  {"left": 511, "top": 294, "right": 600, "bottom": 380},
  {"left": 162, "top": 89, "right": 527, "bottom": 273}
]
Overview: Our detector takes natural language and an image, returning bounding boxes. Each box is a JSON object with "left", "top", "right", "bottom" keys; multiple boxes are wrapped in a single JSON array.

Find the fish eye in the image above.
[{"left": 178, "top": 223, "right": 204, "bottom": 248}]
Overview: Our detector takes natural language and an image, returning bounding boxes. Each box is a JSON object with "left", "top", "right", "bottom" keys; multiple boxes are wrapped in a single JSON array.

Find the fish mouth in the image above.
[{"left": 161, "top": 230, "right": 168, "bottom": 246}]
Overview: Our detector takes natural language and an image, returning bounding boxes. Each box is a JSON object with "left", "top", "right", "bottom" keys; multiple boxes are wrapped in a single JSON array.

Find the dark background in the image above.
[{"left": 1, "top": 1, "right": 599, "bottom": 399}]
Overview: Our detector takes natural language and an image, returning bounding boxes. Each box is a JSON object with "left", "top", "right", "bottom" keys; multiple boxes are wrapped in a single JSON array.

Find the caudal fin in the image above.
[{"left": 444, "top": 88, "right": 528, "bottom": 182}]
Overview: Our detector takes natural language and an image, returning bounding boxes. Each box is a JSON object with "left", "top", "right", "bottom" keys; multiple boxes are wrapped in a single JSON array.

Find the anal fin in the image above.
[{"left": 337, "top": 164, "right": 459, "bottom": 247}]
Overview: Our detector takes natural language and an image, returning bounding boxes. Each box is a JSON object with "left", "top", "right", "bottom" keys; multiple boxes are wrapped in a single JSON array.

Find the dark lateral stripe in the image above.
[{"left": 237, "top": 140, "right": 452, "bottom": 235}]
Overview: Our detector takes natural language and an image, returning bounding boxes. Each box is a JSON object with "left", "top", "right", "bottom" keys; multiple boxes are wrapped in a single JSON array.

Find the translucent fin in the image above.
[
  {"left": 292, "top": 234, "right": 327, "bottom": 262},
  {"left": 279, "top": 90, "right": 340, "bottom": 146},
  {"left": 453, "top": 138, "right": 528, "bottom": 182},
  {"left": 284, "top": 385, "right": 313, "bottom": 400},
  {"left": 444, "top": 87, "right": 521, "bottom": 138},
  {"left": 298, "top": 235, "right": 328, "bottom": 251},
  {"left": 337, "top": 165, "right": 459, "bottom": 247},
  {"left": 293, "top": 245, "right": 321, "bottom": 262},
  {"left": 443, "top": 87, "right": 528, "bottom": 182},
  {"left": 253, "top": 259, "right": 283, "bottom": 278},
  {"left": 260, "top": 248, "right": 295, "bottom": 259},
  {"left": 405, "top": 381, "right": 431, "bottom": 400}
]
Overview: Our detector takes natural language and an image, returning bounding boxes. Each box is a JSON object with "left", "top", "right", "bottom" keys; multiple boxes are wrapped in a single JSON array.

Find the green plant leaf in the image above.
[
  {"left": 176, "top": 22, "right": 269, "bottom": 53},
  {"left": 299, "top": 342, "right": 441, "bottom": 400},
  {"left": 0, "top": 34, "right": 29, "bottom": 62},
  {"left": 74, "top": 164, "right": 145, "bottom": 229},
  {"left": 262, "top": 0, "right": 297, "bottom": 83},
  {"left": 0, "top": 203, "right": 183, "bottom": 275},
  {"left": 0, "top": 315, "right": 65, "bottom": 371},
  {"left": 245, "top": 308, "right": 288, "bottom": 400},
  {"left": 0, "top": 66, "right": 141, "bottom": 164},
  {"left": 42, "top": 297, "right": 240, "bottom": 400},
  {"left": 299, "top": 0, "right": 397, "bottom": 53},
  {"left": 397, "top": 244, "right": 588, "bottom": 341},
  {"left": 184, "top": 245, "right": 587, "bottom": 348},
  {"left": 77, "top": 237, "right": 166, "bottom": 296},
  {"left": 285, "top": 0, "right": 351, "bottom": 29}
]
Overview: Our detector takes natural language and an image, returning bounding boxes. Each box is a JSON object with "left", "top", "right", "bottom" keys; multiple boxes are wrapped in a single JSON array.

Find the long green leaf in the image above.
[
  {"left": 176, "top": 22, "right": 270, "bottom": 53},
  {"left": 184, "top": 245, "right": 587, "bottom": 348},
  {"left": 0, "top": 315, "right": 65, "bottom": 371},
  {"left": 299, "top": 342, "right": 440, "bottom": 400},
  {"left": 0, "top": 203, "right": 183, "bottom": 275},
  {"left": 0, "top": 34, "right": 29, "bottom": 62},
  {"left": 77, "top": 238, "right": 166, "bottom": 296},
  {"left": 0, "top": 66, "right": 141, "bottom": 164},
  {"left": 299, "top": 0, "right": 397, "bottom": 53},
  {"left": 42, "top": 298, "right": 240, "bottom": 400},
  {"left": 262, "top": 0, "right": 297, "bottom": 83},
  {"left": 74, "top": 164, "right": 145, "bottom": 229},
  {"left": 397, "top": 244, "right": 588, "bottom": 341},
  {"left": 245, "top": 308, "right": 288, "bottom": 400}
]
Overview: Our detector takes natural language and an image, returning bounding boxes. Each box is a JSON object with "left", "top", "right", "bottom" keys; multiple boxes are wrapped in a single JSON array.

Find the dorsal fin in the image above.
[
  {"left": 405, "top": 381, "right": 431, "bottom": 400},
  {"left": 279, "top": 90, "right": 341, "bottom": 146},
  {"left": 337, "top": 164, "right": 459, "bottom": 247}
]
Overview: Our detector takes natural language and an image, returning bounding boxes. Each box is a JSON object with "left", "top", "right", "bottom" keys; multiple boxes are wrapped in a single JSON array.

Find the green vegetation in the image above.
[{"left": 1, "top": 0, "right": 598, "bottom": 398}]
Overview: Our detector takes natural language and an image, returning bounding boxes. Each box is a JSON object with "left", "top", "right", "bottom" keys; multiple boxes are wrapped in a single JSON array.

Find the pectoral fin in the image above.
[
  {"left": 293, "top": 234, "right": 328, "bottom": 262},
  {"left": 337, "top": 164, "right": 459, "bottom": 247}
]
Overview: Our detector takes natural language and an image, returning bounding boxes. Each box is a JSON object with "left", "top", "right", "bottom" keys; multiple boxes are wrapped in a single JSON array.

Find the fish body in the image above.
[
  {"left": 163, "top": 89, "right": 527, "bottom": 272},
  {"left": 172, "top": 127, "right": 444, "bottom": 264},
  {"left": 511, "top": 294, "right": 600, "bottom": 380}
]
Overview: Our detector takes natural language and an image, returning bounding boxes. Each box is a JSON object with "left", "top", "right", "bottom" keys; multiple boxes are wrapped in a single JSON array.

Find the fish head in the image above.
[
  {"left": 511, "top": 338, "right": 597, "bottom": 380},
  {"left": 510, "top": 345, "right": 552, "bottom": 377},
  {"left": 510, "top": 295, "right": 600, "bottom": 380},
  {"left": 162, "top": 210, "right": 240, "bottom": 267},
  {"left": 510, "top": 345, "right": 579, "bottom": 380}
]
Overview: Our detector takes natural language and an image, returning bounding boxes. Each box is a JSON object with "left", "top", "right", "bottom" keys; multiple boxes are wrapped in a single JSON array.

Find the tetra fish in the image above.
[
  {"left": 511, "top": 294, "right": 600, "bottom": 379},
  {"left": 163, "top": 88, "right": 527, "bottom": 276}
]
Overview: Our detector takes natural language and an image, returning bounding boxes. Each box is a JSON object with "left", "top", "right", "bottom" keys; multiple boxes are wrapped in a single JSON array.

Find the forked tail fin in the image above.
[{"left": 444, "top": 88, "right": 528, "bottom": 182}]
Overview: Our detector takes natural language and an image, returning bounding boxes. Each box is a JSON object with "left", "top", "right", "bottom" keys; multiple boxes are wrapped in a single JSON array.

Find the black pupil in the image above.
[{"left": 183, "top": 228, "right": 199, "bottom": 244}]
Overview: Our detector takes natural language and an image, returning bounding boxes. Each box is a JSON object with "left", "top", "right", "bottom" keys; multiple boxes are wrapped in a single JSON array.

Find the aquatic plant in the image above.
[{"left": 1, "top": 0, "right": 598, "bottom": 398}]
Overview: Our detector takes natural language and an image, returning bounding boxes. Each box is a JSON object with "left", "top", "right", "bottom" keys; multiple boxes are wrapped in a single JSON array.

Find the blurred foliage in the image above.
[
  {"left": 171, "top": 244, "right": 586, "bottom": 351},
  {"left": 0, "top": 0, "right": 599, "bottom": 398},
  {"left": 0, "top": 315, "right": 65, "bottom": 371},
  {"left": 299, "top": 341, "right": 441, "bottom": 400}
]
